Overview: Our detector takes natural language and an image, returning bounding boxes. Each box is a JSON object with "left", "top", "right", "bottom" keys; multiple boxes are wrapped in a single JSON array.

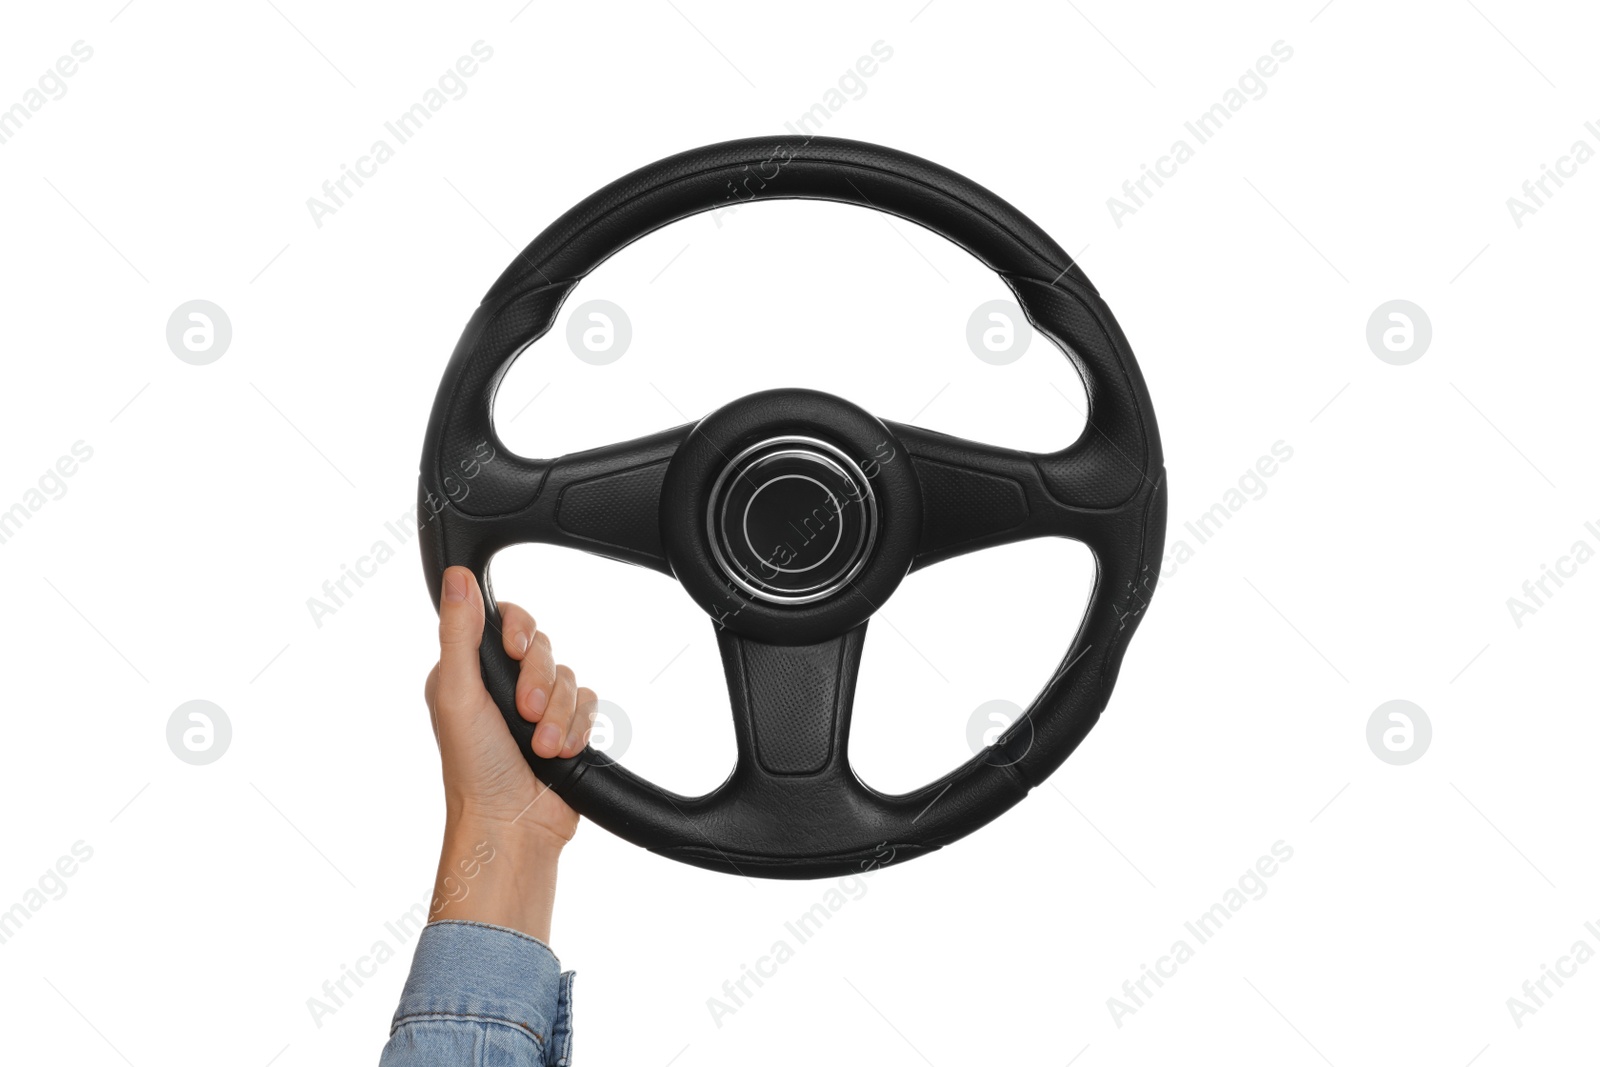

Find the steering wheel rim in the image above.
[{"left": 418, "top": 136, "right": 1166, "bottom": 879}]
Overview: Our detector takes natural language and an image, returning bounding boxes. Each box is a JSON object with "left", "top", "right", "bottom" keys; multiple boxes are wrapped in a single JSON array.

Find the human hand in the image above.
[{"left": 421, "top": 565, "right": 599, "bottom": 940}]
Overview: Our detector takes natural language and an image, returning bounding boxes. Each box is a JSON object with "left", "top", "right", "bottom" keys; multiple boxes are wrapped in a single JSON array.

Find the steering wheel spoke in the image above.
[
  {"left": 716, "top": 623, "right": 866, "bottom": 780},
  {"left": 531, "top": 425, "right": 689, "bottom": 572},
  {"left": 889, "top": 421, "right": 1137, "bottom": 570},
  {"left": 434, "top": 424, "right": 690, "bottom": 575}
]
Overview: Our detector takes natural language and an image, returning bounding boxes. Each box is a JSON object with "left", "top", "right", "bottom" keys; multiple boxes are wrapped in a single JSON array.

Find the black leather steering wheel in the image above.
[{"left": 418, "top": 136, "right": 1166, "bottom": 879}]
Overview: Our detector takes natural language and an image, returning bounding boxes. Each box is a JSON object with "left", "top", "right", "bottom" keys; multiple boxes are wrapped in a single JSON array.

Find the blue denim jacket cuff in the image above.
[{"left": 390, "top": 919, "right": 574, "bottom": 1057}]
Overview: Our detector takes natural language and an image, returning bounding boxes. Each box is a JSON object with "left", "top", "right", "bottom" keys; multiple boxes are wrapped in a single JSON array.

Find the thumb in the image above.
[{"left": 438, "top": 566, "right": 489, "bottom": 708}]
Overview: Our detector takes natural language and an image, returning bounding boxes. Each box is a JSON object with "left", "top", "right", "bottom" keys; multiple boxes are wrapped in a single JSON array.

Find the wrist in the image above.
[
  {"left": 444, "top": 798, "right": 574, "bottom": 851},
  {"left": 428, "top": 818, "right": 565, "bottom": 942}
]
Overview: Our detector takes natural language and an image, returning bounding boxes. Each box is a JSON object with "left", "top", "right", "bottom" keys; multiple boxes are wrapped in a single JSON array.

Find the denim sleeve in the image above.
[{"left": 379, "top": 920, "right": 575, "bottom": 1066}]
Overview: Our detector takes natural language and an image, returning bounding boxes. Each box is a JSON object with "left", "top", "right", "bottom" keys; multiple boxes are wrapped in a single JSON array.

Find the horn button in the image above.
[{"left": 707, "top": 436, "right": 878, "bottom": 605}]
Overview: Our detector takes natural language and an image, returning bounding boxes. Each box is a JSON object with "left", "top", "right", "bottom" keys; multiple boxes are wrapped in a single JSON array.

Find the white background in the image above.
[{"left": 1, "top": 1, "right": 1596, "bottom": 1064}]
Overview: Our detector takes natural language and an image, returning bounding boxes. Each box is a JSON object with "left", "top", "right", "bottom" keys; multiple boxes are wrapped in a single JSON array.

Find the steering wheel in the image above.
[{"left": 418, "top": 136, "right": 1165, "bottom": 879}]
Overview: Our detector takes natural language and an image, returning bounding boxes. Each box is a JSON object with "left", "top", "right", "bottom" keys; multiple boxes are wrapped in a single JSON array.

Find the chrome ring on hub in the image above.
[{"left": 706, "top": 435, "right": 879, "bottom": 605}]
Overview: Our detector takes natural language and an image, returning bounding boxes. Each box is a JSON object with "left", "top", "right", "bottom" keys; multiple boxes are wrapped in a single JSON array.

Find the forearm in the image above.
[{"left": 380, "top": 820, "right": 575, "bottom": 1067}]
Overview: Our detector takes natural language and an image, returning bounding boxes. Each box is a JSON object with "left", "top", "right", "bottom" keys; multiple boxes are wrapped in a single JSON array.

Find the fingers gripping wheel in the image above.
[{"left": 418, "top": 137, "right": 1167, "bottom": 879}]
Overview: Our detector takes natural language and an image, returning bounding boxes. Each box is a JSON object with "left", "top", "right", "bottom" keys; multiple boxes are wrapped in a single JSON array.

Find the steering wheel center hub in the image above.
[{"left": 708, "top": 436, "right": 878, "bottom": 605}]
